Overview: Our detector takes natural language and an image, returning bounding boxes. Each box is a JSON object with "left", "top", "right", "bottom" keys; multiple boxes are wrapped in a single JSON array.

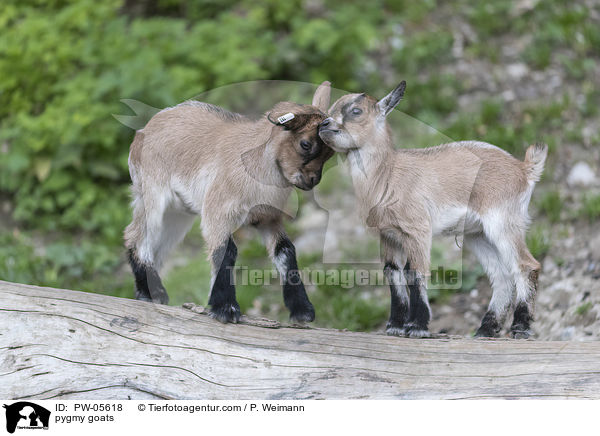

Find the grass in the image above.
[
  {"left": 575, "top": 302, "right": 593, "bottom": 316},
  {"left": 162, "top": 253, "right": 212, "bottom": 306},
  {"left": 0, "top": 231, "right": 132, "bottom": 298},
  {"left": 537, "top": 190, "right": 563, "bottom": 223},
  {"left": 444, "top": 96, "right": 567, "bottom": 156},
  {"left": 579, "top": 194, "right": 600, "bottom": 222},
  {"left": 526, "top": 224, "right": 551, "bottom": 259},
  {"left": 310, "top": 280, "right": 389, "bottom": 331},
  {"left": 523, "top": 44, "right": 553, "bottom": 70},
  {"left": 464, "top": 2, "right": 513, "bottom": 39}
]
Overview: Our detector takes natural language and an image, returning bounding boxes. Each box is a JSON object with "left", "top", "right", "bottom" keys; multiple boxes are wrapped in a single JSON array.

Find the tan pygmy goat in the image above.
[
  {"left": 125, "top": 82, "right": 334, "bottom": 324},
  {"left": 319, "top": 81, "right": 546, "bottom": 338}
]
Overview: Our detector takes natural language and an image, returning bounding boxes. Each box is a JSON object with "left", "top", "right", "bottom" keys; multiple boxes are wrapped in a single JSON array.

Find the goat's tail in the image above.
[
  {"left": 524, "top": 142, "right": 548, "bottom": 183},
  {"left": 124, "top": 185, "right": 146, "bottom": 251},
  {"left": 124, "top": 130, "right": 146, "bottom": 251}
]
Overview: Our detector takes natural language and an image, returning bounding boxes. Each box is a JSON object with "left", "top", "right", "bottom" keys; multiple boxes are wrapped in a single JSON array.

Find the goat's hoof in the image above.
[
  {"left": 136, "top": 291, "right": 168, "bottom": 305},
  {"left": 405, "top": 324, "right": 431, "bottom": 338},
  {"left": 386, "top": 325, "right": 407, "bottom": 337},
  {"left": 510, "top": 329, "right": 532, "bottom": 339},
  {"left": 289, "top": 304, "right": 315, "bottom": 324},
  {"left": 210, "top": 303, "right": 241, "bottom": 324},
  {"left": 153, "top": 294, "right": 170, "bottom": 305},
  {"left": 474, "top": 327, "right": 499, "bottom": 338},
  {"left": 134, "top": 292, "right": 153, "bottom": 303}
]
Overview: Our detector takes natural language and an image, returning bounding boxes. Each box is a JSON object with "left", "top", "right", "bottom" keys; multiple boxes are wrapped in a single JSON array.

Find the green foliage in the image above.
[
  {"left": 0, "top": 0, "right": 279, "bottom": 244},
  {"left": 579, "top": 193, "right": 600, "bottom": 222},
  {"left": 403, "top": 75, "right": 462, "bottom": 127},
  {"left": 162, "top": 252, "right": 213, "bottom": 306},
  {"left": 523, "top": 44, "right": 553, "bottom": 70},
  {"left": 517, "top": 1, "right": 600, "bottom": 70},
  {"left": 538, "top": 190, "right": 563, "bottom": 223},
  {"left": 444, "top": 97, "right": 567, "bottom": 155},
  {"left": 526, "top": 225, "right": 551, "bottom": 259},
  {"left": 464, "top": 1, "right": 513, "bottom": 38},
  {"left": 289, "top": 2, "right": 383, "bottom": 88},
  {"left": 310, "top": 280, "right": 389, "bottom": 331},
  {"left": 0, "top": 231, "right": 130, "bottom": 297},
  {"left": 0, "top": 0, "right": 391, "bottom": 244},
  {"left": 575, "top": 302, "right": 592, "bottom": 316}
]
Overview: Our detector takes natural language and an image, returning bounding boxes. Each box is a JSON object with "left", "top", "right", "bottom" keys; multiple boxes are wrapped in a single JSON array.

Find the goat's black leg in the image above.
[
  {"left": 384, "top": 262, "right": 410, "bottom": 336},
  {"left": 128, "top": 249, "right": 169, "bottom": 304},
  {"left": 509, "top": 303, "right": 534, "bottom": 339},
  {"left": 208, "top": 236, "right": 241, "bottom": 323},
  {"left": 404, "top": 263, "right": 431, "bottom": 337},
  {"left": 509, "top": 265, "right": 539, "bottom": 339},
  {"left": 274, "top": 236, "right": 315, "bottom": 323},
  {"left": 475, "top": 311, "right": 502, "bottom": 337}
]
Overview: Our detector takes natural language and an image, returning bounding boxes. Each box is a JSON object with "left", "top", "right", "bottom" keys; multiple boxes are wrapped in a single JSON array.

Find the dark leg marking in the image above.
[
  {"left": 384, "top": 262, "right": 409, "bottom": 336},
  {"left": 510, "top": 268, "right": 538, "bottom": 339},
  {"left": 510, "top": 302, "right": 533, "bottom": 339},
  {"left": 128, "top": 249, "right": 169, "bottom": 304},
  {"left": 275, "top": 236, "right": 315, "bottom": 323},
  {"left": 208, "top": 237, "right": 241, "bottom": 323},
  {"left": 475, "top": 310, "right": 502, "bottom": 338},
  {"left": 404, "top": 263, "right": 431, "bottom": 337}
]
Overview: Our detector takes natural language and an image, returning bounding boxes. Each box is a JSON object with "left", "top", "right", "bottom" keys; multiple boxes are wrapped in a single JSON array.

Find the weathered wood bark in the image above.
[{"left": 1, "top": 280, "right": 599, "bottom": 399}]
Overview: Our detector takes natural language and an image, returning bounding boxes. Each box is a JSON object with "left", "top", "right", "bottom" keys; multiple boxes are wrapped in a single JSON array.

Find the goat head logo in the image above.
[{"left": 3, "top": 402, "right": 51, "bottom": 434}]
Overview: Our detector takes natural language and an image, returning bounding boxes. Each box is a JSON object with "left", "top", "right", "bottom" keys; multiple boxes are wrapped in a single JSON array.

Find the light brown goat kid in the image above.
[
  {"left": 125, "top": 82, "right": 334, "bottom": 324},
  {"left": 318, "top": 81, "right": 546, "bottom": 338}
]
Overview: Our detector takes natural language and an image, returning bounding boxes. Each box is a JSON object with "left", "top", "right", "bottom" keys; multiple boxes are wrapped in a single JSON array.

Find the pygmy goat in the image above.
[
  {"left": 319, "top": 81, "right": 546, "bottom": 338},
  {"left": 124, "top": 82, "right": 334, "bottom": 323}
]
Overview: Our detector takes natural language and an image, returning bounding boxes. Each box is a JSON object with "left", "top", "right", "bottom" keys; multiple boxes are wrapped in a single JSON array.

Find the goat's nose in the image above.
[
  {"left": 309, "top": 175, "right": 317, "bottom": 186},
  {"left": 320, "top": 118, "right": 332, "bottom": 128}
]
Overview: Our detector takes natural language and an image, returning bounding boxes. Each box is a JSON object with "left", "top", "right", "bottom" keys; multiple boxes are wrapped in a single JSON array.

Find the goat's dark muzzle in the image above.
[
  {"left": 295, "top": 173, "right": 321, "bottom": 191},
  {"left": 318, "top": 118, "right": 340, "bottom": 138}
]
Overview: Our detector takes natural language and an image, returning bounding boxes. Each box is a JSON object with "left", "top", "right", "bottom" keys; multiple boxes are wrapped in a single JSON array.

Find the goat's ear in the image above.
[
  {"left": 312, "top": 81, "right": 331, "bottom": 112},
  {"left": 376, "top": 81, "right": 406, "bottom": 117}
]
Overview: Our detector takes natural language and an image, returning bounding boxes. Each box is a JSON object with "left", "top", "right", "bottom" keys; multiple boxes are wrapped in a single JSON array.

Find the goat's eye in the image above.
[
  {"left": 300, "top": 140, "right": 311, "bottom": 151},
  {"left": 351, "top": 107, "right": 363, "bottom": 115}
]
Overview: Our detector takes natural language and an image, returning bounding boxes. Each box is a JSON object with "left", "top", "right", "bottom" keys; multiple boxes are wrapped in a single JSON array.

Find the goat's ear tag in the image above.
[{"left": 277, "top": 113, "right": 295, "bottom": 124}]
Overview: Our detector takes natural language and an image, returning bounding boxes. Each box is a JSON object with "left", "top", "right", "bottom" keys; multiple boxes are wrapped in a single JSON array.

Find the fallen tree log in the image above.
[{"left": 1, "top": 280, "right": 599, "bottom": 400}]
